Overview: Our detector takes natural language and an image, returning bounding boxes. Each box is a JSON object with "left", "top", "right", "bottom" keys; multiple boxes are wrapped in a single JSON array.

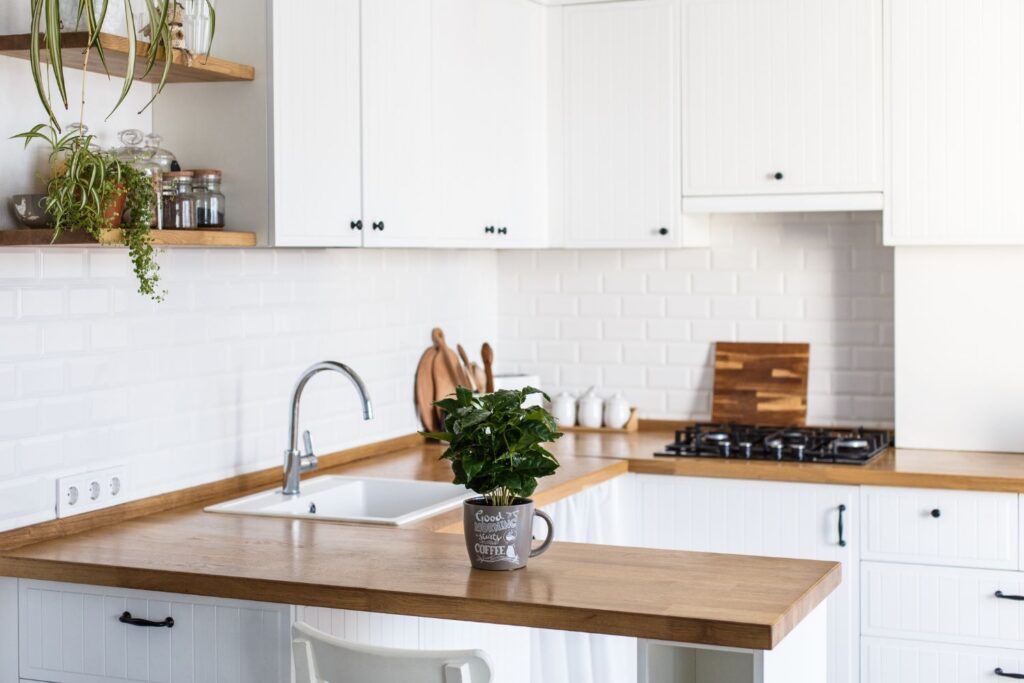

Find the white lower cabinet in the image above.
[
  {"left": 861, "top": 637, "right": 1024, "bottom": 682},
  {"left": 633, "top": 474, "right": 859, "bottom": 683},
  {"left": 17, "top": 580, "right": 290, "bottom": 683}
]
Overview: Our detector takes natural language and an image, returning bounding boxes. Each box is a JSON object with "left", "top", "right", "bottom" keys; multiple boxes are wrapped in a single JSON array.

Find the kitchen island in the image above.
[{"left": 0, "top": 439, "right": 840, "bottom": 683}]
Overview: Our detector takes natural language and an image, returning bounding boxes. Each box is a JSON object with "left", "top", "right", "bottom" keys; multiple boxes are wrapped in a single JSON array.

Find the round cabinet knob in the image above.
[
  {"left": 930, "top": 508, "right": 941, "bottom": 518},
  {"left": 350, "top": 220, "right": 362, "bottom": 231},
  {"left": 658, "top": 227, "right": 669, "bottom": 236},
  {"left": 773, "top": 171, "right": 784, "bottom": 180}
]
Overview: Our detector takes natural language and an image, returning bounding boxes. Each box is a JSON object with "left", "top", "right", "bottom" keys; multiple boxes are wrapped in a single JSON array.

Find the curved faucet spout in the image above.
[{"left": 283, "top": 361, "right": 373, "bottom": 495}]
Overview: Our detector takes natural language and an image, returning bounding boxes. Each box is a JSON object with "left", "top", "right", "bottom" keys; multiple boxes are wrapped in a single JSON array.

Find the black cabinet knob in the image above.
[
  {"left": 372, "top": 221, "right": 385, "bottom": 231},
  {"left": 773, "top": 172, "right": 784, "bottom": 180},
  {"left": 497, "top": 227, "right": 508, "bottom": 235},
  {"left": 930, "top": 508, "right": 941, "bottom": 518},
  {"left": 484, "top": 226, "right": 495, "bottom": 234},
  {"left": 658, "top": 227, "right": 669, "bottom": 236},
  {"left": 350, "top": 220, "right": 362, "bottom": 231}
]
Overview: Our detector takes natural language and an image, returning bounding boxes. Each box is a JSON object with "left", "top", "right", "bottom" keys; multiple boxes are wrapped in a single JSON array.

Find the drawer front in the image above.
[
  {"left": 861, "top": 487, "right": 1018, "bottom": 570},
  {"left": 19, "top": 580, "right": 289, "bottom": 683},
  {"left": 862, "top": 561, "right": 1024, "bottom": 648},
  {"left": 862, "top": 636, "right": 1024, "bottom": 683}
]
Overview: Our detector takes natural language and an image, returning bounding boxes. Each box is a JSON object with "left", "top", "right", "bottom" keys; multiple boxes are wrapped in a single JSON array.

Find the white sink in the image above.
[{"left": 204, "top": 476, "right": 473, "bottom": 526}]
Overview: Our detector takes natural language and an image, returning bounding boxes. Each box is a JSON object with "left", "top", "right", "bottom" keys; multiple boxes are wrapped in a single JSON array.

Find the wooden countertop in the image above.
[
  {"left": 0, "top": 444, "right": 839, "bottom": 649},
  {"left": 550, "top": 430, "right": 1024, "bottom": 493}
]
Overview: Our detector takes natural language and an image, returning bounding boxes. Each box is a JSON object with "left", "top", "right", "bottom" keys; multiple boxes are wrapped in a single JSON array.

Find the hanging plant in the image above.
[
  {"left": 14, "top": 123, "right": 163, "bottom": 300},
  {"left": 28, "top": 0, "right": 216, "bottom": 129}
]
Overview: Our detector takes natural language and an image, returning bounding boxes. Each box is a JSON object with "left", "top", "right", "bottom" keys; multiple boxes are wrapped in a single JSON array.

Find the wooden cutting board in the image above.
[{"left": 711, "top": 342, "right": 810, "bottom": 426}]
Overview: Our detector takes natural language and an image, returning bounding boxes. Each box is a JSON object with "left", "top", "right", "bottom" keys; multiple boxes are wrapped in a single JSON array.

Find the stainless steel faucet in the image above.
[{"left": 283, "top": 361, "right": 374, "bottom": 495}]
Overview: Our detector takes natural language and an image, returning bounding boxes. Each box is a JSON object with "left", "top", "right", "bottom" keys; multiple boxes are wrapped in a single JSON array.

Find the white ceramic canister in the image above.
[
  {"left": 576, "top": 389, "right": 604, "bottom": 429},
  {"left": 603, "top": 393, "right": 631, "bottom": 429},
  {"left": 549, "top": 392, "right": 577, "bottom": 426}
]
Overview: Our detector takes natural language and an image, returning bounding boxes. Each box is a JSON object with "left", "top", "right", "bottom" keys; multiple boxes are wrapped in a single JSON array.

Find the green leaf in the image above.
[
  {"left": 29, "top": 0, "right": 61, "bottom": 129},
  {"left": 46, "top": 0, "right": 69, "bottom": 108},
  {"left": 86, "top": 0, "right": 111, "bottom": 75},
  {"left": 107, "top": 0, "right": 137, "bottom": 119},
  {"left": 202, "top": 0, "right": 216, "bottom": 62}
]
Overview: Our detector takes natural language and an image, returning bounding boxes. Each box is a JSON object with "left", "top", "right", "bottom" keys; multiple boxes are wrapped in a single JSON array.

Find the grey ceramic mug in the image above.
[{"left": 463, "top": 497, "right": 554, "bottom": 571}]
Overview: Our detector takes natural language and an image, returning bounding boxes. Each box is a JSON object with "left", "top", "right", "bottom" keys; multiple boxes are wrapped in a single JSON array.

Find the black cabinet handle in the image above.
[
  {"left": 930, "top": 509, "right": 941, "bottom": 518},
  {"left": 837, "top": 504, "right": 847, "bottom": 547},
  {"left": 497, "top": 227, "right": 508, "bottom": 235},
  {"left": 119, "top": 611, "right": 174, "bottom": 628},
  {"left": 484, "top": 226, "right": 495, "bottom": 234},
  {"left": 995, "top": 669, "right": 1024, "bottom": 679},
  {"left": 773, "top": 172, "right": 784, "bottom": 180},
  {"left": 350, "top": 220, "right": 362, "bottom": 231},
  {"left": 372, "top": 221, "right": 385, "bottom": 231},
  {"left": 658, "top": 227, "right": 669, "bottom": 236},
  {"left": 996, "top": 591, "right": 1024, "bottom": 601}
]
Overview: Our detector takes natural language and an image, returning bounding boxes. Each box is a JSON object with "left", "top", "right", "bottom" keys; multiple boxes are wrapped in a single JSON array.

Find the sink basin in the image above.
[{"left": 205, "top": 476, "right": 473, "bottom": 526}]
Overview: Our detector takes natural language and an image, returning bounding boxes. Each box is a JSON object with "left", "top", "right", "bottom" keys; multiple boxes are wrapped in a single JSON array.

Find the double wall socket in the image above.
[{"left": 56, "top": 466, "right": 128, "bottom": 518}]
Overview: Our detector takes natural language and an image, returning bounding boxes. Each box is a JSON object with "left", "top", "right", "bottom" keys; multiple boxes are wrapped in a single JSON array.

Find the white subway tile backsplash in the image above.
[
  {"left": 0, "top": 247, "right": 498, "bottom": 531},
  {"left": 497, "top": 217, "right": 893, "bottom": 426}
]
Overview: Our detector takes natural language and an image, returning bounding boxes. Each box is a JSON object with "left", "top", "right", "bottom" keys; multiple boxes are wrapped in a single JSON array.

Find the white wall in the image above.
[
  {"left": 0, "top": 246, "right": 499, "bottom": 531},
  {"left": 894, "top": 248, "right": 1024, "bottom": 452},
  {"left": 496, "top": 213, "right": 894, "bottom": 427}
]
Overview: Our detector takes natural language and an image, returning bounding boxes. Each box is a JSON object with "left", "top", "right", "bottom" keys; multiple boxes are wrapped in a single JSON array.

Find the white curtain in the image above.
[{"left": 531, "top": 474, "right": 638, "bottom": 683}]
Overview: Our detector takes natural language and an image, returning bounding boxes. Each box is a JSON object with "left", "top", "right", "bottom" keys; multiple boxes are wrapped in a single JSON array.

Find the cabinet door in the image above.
[
  {"left": 862, "top": 637, "right": 1024, "bottom": 683},
  {"left": 18, "top": 580, "right": 289, "bottom": 683},
  {"left": 635, "top": 475, "right": 859, "bottom": 683},
  {"left": 480, "top": 0, "right": 549, "bottom": 249},
  {"left": 886, "top": 0, "right": 1024, "bottom": 245},
  {"left": 360, "top": 0, "right": 439, "bottom": 248},
  {"left": 560, "top": 0, "right": 683, "bottom": 248},
  {"left": 270, "top": 0, "right": 362, "bottom": 247},
  {"left": 682, "top": 0, "right": 883, "bottom": 198}
]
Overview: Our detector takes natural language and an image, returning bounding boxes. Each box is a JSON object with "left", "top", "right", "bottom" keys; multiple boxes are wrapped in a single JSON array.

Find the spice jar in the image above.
[
  {"left": 162, "top": 171, "right": 196, "bottom": 229},
  {"left": 190, "top": 169, "right": 226, "bottom": 228}
]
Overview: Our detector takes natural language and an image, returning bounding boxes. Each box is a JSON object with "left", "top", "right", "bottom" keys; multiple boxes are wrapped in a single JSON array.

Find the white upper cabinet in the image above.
[
  {"left": 360, "top": 0, "right": 438, "bottom": 248},
  {"left": 886, "top": 0, "right": 1024, "bottom": 245},
  {"left": 270, "top": 0, "right": 363, "bottom": 247},
  {"left": 681, "top": 0, "right": 883, "bottom": 209},
  {"left": 556, "top": 0, "right": 709, "bottom": 248}
]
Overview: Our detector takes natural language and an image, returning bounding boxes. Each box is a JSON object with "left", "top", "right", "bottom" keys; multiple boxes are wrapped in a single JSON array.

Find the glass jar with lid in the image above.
[
  {"left": 162, "top": 171, "right": 197, "bottom": 229},
  {"left": 114, "top": 130, "right": 162, "bottom": 228},
  {"left": 144, "top": 133, "right": 179, "bottom": 174},
  {"left": 190, "top": 169, "right": 226, "bottom": 228}
]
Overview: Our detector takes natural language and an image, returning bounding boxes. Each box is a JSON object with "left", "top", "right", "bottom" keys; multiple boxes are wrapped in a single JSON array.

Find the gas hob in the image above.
[{"left": 655, "top": 423, "right": 891, "bottom": 465}]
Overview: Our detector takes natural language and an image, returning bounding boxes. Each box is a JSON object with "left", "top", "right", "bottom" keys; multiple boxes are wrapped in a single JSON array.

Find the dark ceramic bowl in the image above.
[{"left": 8, "top": 194, "right": 52, "bottom": 228}]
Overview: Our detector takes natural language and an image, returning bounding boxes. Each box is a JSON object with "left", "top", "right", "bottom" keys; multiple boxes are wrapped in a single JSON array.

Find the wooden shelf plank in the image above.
[
  {"left": 0, "top": 228, "right": 257, "bottom": 247},
  {"left": 0, "top": 32, "right": 255, "bottom": 83}
]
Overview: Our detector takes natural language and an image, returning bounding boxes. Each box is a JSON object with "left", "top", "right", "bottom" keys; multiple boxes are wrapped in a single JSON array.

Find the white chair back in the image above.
[{"left": 292, "top": 621, "right": 494, "bottom": 683}]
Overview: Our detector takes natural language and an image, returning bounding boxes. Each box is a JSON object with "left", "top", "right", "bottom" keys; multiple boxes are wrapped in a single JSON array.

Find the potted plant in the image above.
[
  {"left": 424, "top": 386, "right": 563, "bottom": 571},
  {"left": 15, "top": 123, "right": 163, "bottom": 300}
]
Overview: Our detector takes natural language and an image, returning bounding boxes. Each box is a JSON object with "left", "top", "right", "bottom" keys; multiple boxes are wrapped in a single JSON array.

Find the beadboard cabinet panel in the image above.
[
  {"left": 863, "top": 562, "right": 1024, "bottom": 649},
  {"left": 18, "top": 580, "right": 289, "bottom": 683},
  {"left": 681, "top": 0, "right": 883, "bottom": 199},
  {"left": 559, "top": 0, "right": 688, "bottom": 248},
  {"left": 270, "top": 0, "right": 363, "bottom": 247},
  {"left": 886, "top": 0, "right": 1024, "bottom": 245},
  {"left": 860, "top": 487, "right": 1018, "bottom": 570},
  {"left": 861, "top": 637, "right": 1024, "bottom": 683},
  {"left": 633, "top": 474, "right": 859, "bottom": 683},
  {"left": 360, "top": 0, "right": 439, "bottom": 248}
]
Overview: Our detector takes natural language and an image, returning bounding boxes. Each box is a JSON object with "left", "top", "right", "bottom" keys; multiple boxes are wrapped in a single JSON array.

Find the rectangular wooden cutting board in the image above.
[{"left": 711, "top": 342, "right": 810, "bottom": 426}]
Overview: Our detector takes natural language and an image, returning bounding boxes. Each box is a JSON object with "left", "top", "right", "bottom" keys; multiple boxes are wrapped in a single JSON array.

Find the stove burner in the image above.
[{"left": 655, "top": 424, "right": 891, "bottom": 465}]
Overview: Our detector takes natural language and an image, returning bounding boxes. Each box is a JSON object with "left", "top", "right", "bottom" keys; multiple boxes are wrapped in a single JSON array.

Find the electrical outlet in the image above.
[{"left": 56, "top": 465, "right": 129, "bottom": 518}]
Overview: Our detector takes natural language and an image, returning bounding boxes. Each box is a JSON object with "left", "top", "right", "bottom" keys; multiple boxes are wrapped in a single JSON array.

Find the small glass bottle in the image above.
[
  {"left": 190, "top": 169, "right": 226, "bottom": 228},
  {"left": 163, "top": 171, "right": 196, "bottom": 229}
]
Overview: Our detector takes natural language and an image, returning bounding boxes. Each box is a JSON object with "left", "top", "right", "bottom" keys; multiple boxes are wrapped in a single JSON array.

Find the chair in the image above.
[{"left": 292, "top": 621, "right": 495, "bottom": 683}]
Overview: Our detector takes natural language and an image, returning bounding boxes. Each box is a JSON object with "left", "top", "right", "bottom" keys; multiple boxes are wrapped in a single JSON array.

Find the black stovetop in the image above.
[{"left": 655, "top": 423, "right": 891, "bottom": 465}]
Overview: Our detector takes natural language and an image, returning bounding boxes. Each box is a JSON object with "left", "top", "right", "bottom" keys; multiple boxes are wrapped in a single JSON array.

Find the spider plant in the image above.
[
  {"left": 29, "top": 0, "right": 216, "bottom": 130},
  {"left": 14, "top": 122, "right": 163, "bottom": 300}
]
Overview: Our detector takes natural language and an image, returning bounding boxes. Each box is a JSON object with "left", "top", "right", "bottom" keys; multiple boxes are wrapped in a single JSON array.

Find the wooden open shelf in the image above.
[
  {"left": 0, "top": 32, "right": 255, "bottom": 83},
  {"left": 0, "top": 228, "right": 257, "bottom": 247}
]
